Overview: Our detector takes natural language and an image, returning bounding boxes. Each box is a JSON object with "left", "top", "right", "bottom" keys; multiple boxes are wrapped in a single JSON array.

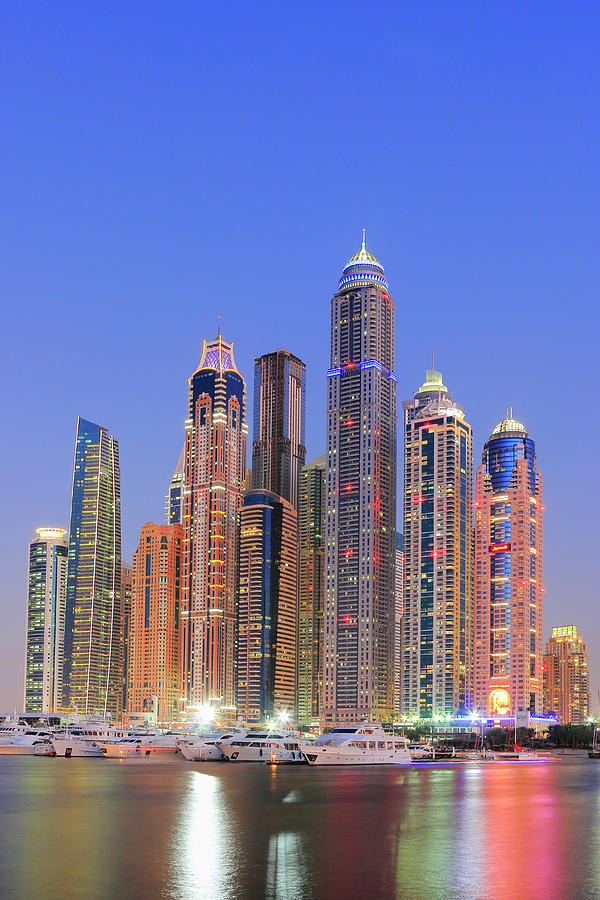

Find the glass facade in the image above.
[
  {"left": 63, "top": 417, "right": 123, "bottom": 717},
  {"left": 24, "top": 528, "right": 68, "bottom": 713}
]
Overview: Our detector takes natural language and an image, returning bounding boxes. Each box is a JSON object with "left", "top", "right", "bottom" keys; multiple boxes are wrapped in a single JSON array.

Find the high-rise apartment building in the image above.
[
  {"left": 121, "top": 562, "right": 133, "bottom": 713},
  {"left": 24, "top": 527, "right": 68, "bottom": 713},
  {"left": 251, "top": 349, "right": 306, "bottom": 510},
  {"left": 394, "top": 532, "right": 404, "bottom": 716},
  {"left": 473, "top": 414, "right": 544, "bottom": 717},
  {"left": 166, "top": 445, "right": 185, "bottom": 525},
  {"left": 182, "top": 334, "right": 247, "bottom": 718},
  {"left": 63, "top": 417, "right": 123, "bottom": 718},
  {"left": 543, "top": 625, "right": 589, "bottom": 724},
  {"left": 323, "top": 232, "right": 397, "bottom": 726},
  {"left": 402, "top": 369, "right": 473, "bottom": 718},
  {"left": 128, "top": 523, "right": 183, "bottom": 723},
  {"left": 297, "top": 455, "right": 326, "bottom": 726},
  {"left": 236, "top": 491, "right": 297, "bottom": 723}
]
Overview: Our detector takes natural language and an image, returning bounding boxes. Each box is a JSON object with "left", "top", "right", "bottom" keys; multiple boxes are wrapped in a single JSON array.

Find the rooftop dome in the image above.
[
  {"left": 338, "top": 228, "right": 388, "bottom": 292},
  {"left": 491, "top": 412, "right": 528, "bottom": 436},
  {"left": 415, "top": 368, "right": 449, "bottom": 396}
]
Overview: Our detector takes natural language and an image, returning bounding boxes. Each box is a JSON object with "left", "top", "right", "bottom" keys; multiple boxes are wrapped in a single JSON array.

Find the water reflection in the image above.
[{"left": 2, "top": 759, "right": 600, "bottom": 899}]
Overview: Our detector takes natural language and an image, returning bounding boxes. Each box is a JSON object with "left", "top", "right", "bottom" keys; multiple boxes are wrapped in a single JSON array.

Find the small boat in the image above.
[
  {"left": 484, "top": 748, "right": 551, "bottom": 761},
  {"left": 408, "top": 742, "right": 456, "bottom": 762},
  {"left": 299, "top": 725, "right": 411, "bottom": 766},
  {"left": 98, "top": 733, "right": 183, "bottom": 759},
  {"left": 588, "top": 727, "right": 600, "bottom": 759},
  {"left": 218, "top": 731, "right": 304, "bottom": 763}
]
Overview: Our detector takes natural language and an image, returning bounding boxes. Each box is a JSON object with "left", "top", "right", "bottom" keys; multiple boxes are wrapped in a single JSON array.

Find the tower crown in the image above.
[
  {"left": 415, "top": 369, "right": 449, "bottom": 397},
  {"left": 490, "top": 415, "right": 528, "bottom": 437},
  {"left": 195, "top": 333, "right": 240, "bottom": 375},
  {"left": 338, "top": 228, "right": 389, "bottom": 292}
]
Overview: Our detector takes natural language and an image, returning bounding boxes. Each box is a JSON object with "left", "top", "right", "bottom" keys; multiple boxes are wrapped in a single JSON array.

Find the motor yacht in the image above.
[
  {"left": 0, "top": 729, "right": 57, "bottom": 755},
  {"left": 178, "top": 731, "right": 243, "bottom": 761},
  {"left": 98, "top": 733, "right": 182, "bottom": 759},
  {"left": 299, "top": 725, "right": 411, "bottom": 766},
  {"left": 218, "top": 731, "right": 303, "bottom": 763},
  {"left": 51, "top": 731, "right": 105, "bottom": 758}
]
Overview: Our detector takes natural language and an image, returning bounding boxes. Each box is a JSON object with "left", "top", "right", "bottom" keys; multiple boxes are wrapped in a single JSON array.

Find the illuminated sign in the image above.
[
  {"left": 489, "top": 688, "right": 511, "bottom": 716},
  {"left": 489, "top": 543, "right": 511, "bottom": 553}
]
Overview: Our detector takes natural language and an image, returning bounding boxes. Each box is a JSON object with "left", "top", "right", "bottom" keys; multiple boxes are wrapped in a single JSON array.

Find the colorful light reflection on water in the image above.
[{"left": 1, "top": 758, "right": 599, "bottom": 899}]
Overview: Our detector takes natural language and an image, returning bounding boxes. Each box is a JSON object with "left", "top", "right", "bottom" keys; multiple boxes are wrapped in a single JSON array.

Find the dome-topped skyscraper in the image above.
[
  {"left": 324, "top": 231, "right": 397, "bottom": 726},
  {"left": 473, "top": 411, "right": 544, "bottom": 720}
]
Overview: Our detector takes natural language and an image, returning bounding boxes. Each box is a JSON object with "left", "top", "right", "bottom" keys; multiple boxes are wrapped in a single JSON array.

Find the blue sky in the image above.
[{"left": 1, "top": 2, "right": 598, "bottom": 710}]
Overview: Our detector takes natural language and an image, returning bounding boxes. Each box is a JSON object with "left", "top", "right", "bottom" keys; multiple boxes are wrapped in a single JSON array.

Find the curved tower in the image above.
[
  {"left": 182, "top": 333, "right": 247, "bottom": 719},
  {"left": 473, "top": 413, "right": 544, "bottom": 718},
  {"left": 402, "top": 367, "right": 473, "bottom": 718},
  {"left": 323, "top": 232, "right": 397, "bottom": 726}
]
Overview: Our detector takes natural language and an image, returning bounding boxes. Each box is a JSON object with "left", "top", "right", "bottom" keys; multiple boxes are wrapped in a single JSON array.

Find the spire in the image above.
[
  {"left": 217, "top": 314, "right": 221, "bottom": 337},
  {"left": 361, "top": 226, "right": 366, "bottom": 252}
]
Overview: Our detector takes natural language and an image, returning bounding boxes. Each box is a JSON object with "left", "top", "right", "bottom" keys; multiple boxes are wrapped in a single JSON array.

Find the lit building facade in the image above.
[
  {"left": 128, "top": 523, "right": 183, "bottom": 723},
  {"left": 324, "top": 233, "right": 397, "bottom": 725},
  {"left": 121, "top": 562, "right": 132, "bottom": 712},
  {"left": 473, "top": 414, "right": 544, "bottom": 717},
  {"left": 394, "top": 532, "right": 404, "bottom": 716},
  {"left": 402, "top": 369, "right": 473, "bottom": 719},
  {"left": 182, "top": 334, "right": 247, "bottom": 718},
  {"left": 63, "top": 417, "right": 123, "bottom": 718},
  {"left": 236, "top": 491, "right": 297, "bottom": 724},
  {"left": 166, "top": 445, "right": 185, "bottom": 525},
  {"left": 543, "top": 625, "right": 589, "bottom": 724},
  {"left": 297, "top": 455, "right": 326, "bottom": 726},
  {"left": 24, "top": 527, "right": 68, "bottom": 713},
  {"left": 251, "top": 349, "right": 306, "bottom": 510}
]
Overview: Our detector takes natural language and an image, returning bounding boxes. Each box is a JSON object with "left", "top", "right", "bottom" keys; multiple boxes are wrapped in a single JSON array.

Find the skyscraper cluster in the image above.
[{"left": 23, "top": 232, "right": 588, "bottom": 726}]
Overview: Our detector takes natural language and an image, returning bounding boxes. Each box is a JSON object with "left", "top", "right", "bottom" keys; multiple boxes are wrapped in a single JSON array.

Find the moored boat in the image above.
[
  {"left": 178, "top": 731, "right": 243, "bottom": 761},
  {"left": 218, "top": 731, "right": 303, "bottom": 763},
  {"left": 299, "top": 725, "right": 411, "bottom": 766}
]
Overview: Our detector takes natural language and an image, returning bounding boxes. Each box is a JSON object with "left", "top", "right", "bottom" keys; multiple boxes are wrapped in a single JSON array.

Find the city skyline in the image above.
[{"left": 2, "top": 6, "right": 599, "bottom": 712}]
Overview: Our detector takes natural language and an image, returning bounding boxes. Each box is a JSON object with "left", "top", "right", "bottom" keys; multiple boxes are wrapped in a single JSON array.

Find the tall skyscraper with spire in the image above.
[
  {"left": 181, "top": 333, "right": 247, "bottom": 718},
  {"left": 323, "top": 231, "right": 397, "bottom": 726},
  {"left": 63, "top": 417, "right": 123, "bottom": 717},
  {"left": 251, "top": 349, "right": 306, "bottom": 510},
  {"left": 473, "top": 413, "right": 544, "bottom": 717},
  {"left": 402, "top": 367, "right": 473, "bottom": 718}
]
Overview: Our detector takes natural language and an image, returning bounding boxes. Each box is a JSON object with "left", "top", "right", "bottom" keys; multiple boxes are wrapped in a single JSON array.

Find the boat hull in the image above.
[
  {"left": 51, "top": 739, "right": 104, "bottom": 758},
  {"left": 300, "top": 746, "right": 412, "bottom": 766}
]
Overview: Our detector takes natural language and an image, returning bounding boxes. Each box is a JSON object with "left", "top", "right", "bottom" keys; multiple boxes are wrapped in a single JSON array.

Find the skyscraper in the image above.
[
  {"left": 543, "top": 625, "right": 589, "bottom": 724},
  {"left": 297, "top": 455, "right": 326, "bottom": 726},
  {"left": 181, "top": 334, "right": 247, "bottom": 718},
  {"left": 63, "top": 417, "right": 123, "bottom": 718},
  {"left": 394, "top": 532, "right": 404, "bottom": 716},
  {"left": 128, "top": 523, "right": 183, "bottom": 723},
  {"left": 402, "top": 368, "right": 473, "bottom": 718},
  {"left": 236, "top": 491, "right": 297, "bottom": 723},
  {"left": 24, "top": 527, "right": 68, "bottom": 713},
  {"left": 166, "top": 444, "right": 185, "bottom": 525},
  {"left": 121, "top": 562, "right": 132, "bottom": 713},
  {"left": 251, "top": 349, "right": 306, "bottom": 510},
  {"left": 473, "top": 413, "right": 544, "bottom": 717},
  {"left": 323, "top": 232, "right": 397, "bottom": 726}
]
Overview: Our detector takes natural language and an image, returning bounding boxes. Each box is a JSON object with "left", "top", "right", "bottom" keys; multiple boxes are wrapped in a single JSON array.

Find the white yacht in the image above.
[
  {"left": 178, "top": 731, "right": 242, "bottom": 761},
  {"left": 218, "top": 731, "right": 304, "bottom": 763},
  {"left": 98, "top": 734, "right": 181, "bottom": 759},
  {"left": 51, "top": 731, "right": 105, "bottom": 758},
  {"left": 299, "top": 725, "right": 411, "bottom": 766},
  {"left": 0, "top": 729, "right": 57, "bottom": 755}
]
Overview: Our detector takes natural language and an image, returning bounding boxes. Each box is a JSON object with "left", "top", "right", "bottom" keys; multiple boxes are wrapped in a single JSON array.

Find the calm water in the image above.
[{"left": 1, "top": 757, "right": 599, "bottom": 899}]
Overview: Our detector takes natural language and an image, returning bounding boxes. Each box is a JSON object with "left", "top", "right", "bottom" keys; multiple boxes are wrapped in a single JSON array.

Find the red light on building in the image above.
[
  {"left": 344, "top": 484, "right": 354, "bottom": 492},
  {"left": 343, "top": 615, "right": 352, "bottom": 624},
  {"left": 346, "top": 361, "right": 356, "bottom": 369},
  {"left": 345, "top": 548, "right": 352, "bottom": 557},
  {"left": 411, "top": 496, "right": 424, "bottom": 504},
  {"left": 345, "top": 419, "right": 355, "bottom": 426},
  {"left": 489, "top": 543, "right": 511, "bottom": 553}
]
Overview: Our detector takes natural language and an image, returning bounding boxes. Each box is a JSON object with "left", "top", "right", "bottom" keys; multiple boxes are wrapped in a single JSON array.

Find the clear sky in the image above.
[{"left": 1, "top": 2, "right": 598, "bottom": 712}]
